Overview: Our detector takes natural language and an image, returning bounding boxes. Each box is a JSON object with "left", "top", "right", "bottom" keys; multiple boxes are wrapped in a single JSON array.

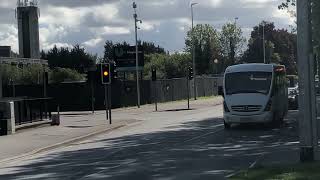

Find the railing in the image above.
[{"left": 13, "top": 97, "right": 53, "bottom": 125}]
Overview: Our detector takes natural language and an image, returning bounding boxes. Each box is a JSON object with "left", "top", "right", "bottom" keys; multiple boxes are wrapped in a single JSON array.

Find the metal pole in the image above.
[
  {"left": 90, "top": 71, "right": 95, "bottom": 114},
  {"left": 0, "top": 74, "right": 2, "bottom": 98},
  {"left": 187, "top": 78, "right": 190, "bottom": 109},
  {"left": 263, "top": 23, "right": 266, "bottom": 64},
  {"left": 104, "top": 84, "right": 109, "bottom": 120},
  {"left": 108, "top": 84, "right": 112, "bottom": 124},
  {"left": 154, "top": 81, "right": 158, "bottom": 111},
  {"left": 134, "top": 4, "right": 141, "bottom": 108},
  {"left": 191, "top": 4, "right": 197, "bottom": 100},
  {"left": 297, "top": 0, "right": 317, "bottom": 162}
]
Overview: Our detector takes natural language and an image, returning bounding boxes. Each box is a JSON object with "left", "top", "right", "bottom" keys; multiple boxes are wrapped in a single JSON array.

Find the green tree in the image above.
[
  {"left": 185, "top": 24, "right": 221, "bottom": 75},
  {"left": 241, "top": 21, "right": 297, "bottom": 74},
  {"left": 42, "top": 45, "right": 96, "bottom": 73},
  {"left": 143, "top": 53, "right": 191, "bottom": 79},
  {"left": 279, "top": 0, "right": 320, "bottom": 56},
  {"left": 219, "top": 22, "right": 246, "bottom": 66}
]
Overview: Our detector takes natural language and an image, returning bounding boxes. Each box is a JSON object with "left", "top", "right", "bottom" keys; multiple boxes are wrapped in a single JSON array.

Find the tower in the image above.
[{"left": 17, "top": 0, "right": 40, "bottom": 59}]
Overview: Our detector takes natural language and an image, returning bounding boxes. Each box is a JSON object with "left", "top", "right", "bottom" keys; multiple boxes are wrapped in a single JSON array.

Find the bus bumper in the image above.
[{"left": 224, "top": 112, "right": 273, "bottom": 124}]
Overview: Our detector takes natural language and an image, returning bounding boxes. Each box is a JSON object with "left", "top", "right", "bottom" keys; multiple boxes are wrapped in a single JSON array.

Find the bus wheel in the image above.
[{"left": 224, "top": 121, "right": 231, "bottom": 129}]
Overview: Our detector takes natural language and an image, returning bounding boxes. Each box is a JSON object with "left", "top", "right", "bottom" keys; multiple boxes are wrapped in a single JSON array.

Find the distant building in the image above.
[
  {"left": 16, "top": 0, "right": 40, "bottom": 59},
  {"left": 0, "top": 46, "right": 11, "bottom": 57}
]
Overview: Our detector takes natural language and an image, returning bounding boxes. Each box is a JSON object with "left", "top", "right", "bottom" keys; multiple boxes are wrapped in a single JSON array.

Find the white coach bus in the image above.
[{"left": 222, "top": 63, "right": 288, "bottom": 129}]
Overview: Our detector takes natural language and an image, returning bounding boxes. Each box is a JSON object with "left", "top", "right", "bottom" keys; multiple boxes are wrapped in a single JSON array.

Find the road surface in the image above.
[{"left": 0, "top": 102, "right": 299, "bottom": 180}]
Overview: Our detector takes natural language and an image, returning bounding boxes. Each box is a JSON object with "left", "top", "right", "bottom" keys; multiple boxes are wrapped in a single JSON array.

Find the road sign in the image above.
[
  {"left": 101, "top": 63, "right": 111, "bottom": 85},
  {"left": 113, "top": 46, "right": 144, "bottom": 68}
]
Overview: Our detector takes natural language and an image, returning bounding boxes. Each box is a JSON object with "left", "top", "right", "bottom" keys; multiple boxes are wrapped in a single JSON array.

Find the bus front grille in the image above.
[{"left": 231, "top": 105, "right": 262, "bottom": 112}]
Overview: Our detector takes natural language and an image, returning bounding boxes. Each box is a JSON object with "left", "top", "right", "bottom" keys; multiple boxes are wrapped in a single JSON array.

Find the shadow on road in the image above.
[{"left": 0, "top": 112, "right": 300, "bottom": 180}]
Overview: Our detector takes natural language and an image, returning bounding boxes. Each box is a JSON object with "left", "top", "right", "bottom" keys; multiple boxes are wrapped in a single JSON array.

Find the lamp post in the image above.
[
  {"left": 191, "top": 2, "right": 198, "bottom": 100},
  {"left": 133, "top": 2, "right": 142, "bottom": 108}
]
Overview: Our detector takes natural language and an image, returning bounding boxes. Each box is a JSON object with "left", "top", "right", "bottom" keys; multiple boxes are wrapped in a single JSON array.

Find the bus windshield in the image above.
[{"left": 225, "top": 72, "right": 272, "bottom": 95}]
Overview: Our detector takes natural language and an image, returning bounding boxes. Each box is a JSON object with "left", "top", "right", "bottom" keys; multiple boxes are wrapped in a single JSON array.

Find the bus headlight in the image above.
[
  {"left": 224, "top": 101, "right": 230, "bottom": 112},
  {"left": 264, "top": 99, "right": 272, "bottom": 111}
]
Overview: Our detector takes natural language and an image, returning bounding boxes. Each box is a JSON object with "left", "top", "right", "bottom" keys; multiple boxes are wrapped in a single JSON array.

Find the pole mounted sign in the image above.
[{"left": 113, "top": 46, "right": 144, "bottom": 70}]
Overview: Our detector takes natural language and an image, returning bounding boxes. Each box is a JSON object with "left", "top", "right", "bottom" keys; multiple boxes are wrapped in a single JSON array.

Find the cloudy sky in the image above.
[{"left": 0, "top": 0, "right": 294, "bottom": 57}]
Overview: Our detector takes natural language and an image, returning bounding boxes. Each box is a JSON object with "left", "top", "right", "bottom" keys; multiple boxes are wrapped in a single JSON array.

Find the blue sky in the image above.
[{"left": 0, "top": 0, "right": 294, "bottom": 57}]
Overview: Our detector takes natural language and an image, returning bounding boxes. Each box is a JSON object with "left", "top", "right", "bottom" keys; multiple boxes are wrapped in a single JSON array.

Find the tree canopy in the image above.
[
  {"left": 41, "top": 45, "right": 96, "bottom": 73},
  {"left": 241, "top": 21, "right": 297, "bottom": 74}
]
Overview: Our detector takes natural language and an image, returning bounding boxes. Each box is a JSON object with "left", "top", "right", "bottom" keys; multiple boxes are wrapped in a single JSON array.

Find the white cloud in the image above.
[
  {"left": 92, "top": 26, "right": 130, "bottom": 35},
  {"left": 39, "top": 6, "right": 88, "bottom": 27},
  {"left": 0, "top": 1, "right": 15, "bottom": 8},
  {"left": 83, "top": 38, "right": 103, "bottom": 47},
  {"left": 0, "top": 24, "right": 18, "bottom": 52},
  {"left": 42, "top": 42, "right": 73, "bottom": 51},
  {"left": 272, "top": 8, "right": 295, "bottom": 25},
  {"left": 0, "top": 0, "right": 295, "bottom": 56}
]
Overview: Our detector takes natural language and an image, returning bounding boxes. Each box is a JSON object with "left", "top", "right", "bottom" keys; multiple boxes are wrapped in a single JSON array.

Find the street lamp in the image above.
[
  {"left": 133, "top": 2, "right": 142, "bottom": 108},
  {"left": 191, "top": 2, "right": 198, "bottom": 100}
]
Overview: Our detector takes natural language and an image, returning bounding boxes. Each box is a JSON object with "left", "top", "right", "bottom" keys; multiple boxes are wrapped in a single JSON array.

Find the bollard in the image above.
[{"left": 51, "top": 105, "right": 60, "bottom": 126}]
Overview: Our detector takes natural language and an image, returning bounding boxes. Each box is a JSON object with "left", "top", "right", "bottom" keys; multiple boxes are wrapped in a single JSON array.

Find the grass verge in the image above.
[{"left": 230, "top": 162, "right": 320, "bottom": 180}]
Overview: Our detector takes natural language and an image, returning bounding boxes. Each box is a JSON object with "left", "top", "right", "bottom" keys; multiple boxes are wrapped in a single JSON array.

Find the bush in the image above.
[
  {"left": 49, "top": 68, "right": 85, "bottom": 83},
  {"left": 0, "top": 64, "right": 46, "bottom": 85}
]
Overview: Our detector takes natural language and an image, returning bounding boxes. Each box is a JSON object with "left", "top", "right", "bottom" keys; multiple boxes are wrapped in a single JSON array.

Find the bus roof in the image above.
[{"left": 225, "top": 63, "right": 283, "bottom": 74}]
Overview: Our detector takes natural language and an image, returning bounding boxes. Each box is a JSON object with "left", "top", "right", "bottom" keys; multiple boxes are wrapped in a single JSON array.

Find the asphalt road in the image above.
[{"left": 0, "top": 104, "right": 300, "bottom": 180}]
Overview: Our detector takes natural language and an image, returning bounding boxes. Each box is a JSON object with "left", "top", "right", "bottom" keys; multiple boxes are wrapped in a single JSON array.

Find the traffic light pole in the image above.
[
  {"left": 108, "top": 84, "right": 112, "bottom": 124},
  {"left": 155, "top": 81, "right": 158, "bottom": 112},
  {"left": 90, "top": 71, "right": 95, "bottom": 114},
  {"left": 104, "top": 84, "right": 109, "bottom": 121},
  {"left": 152, "top": 68, "right": 158, "bottom": 111},
  {"left": 187, "top": 78, "right": 190, "bottom": 110}
]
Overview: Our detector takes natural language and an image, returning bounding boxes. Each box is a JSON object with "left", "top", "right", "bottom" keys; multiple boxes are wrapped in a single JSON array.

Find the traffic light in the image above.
[
  {"left": 109, "top": 63, "right": 118, "bottom": 81},
  {"left": 188, "top": 66, "right": 193, "bottom": 80},
  {"left": 152, "top": 68, "right": 157, "bottom": 81},
  {"left": 101, "top": 63, "right": 111, "bottom": 84}
]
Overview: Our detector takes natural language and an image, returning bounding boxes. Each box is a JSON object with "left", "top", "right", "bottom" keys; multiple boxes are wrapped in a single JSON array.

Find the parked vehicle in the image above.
[{"left": 287, "top": 75, "right": 299, "bottom": 110}]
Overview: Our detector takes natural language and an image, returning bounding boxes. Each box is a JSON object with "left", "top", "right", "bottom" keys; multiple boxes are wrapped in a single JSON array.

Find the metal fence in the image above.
[
  {"left": 13, "top": 98, "right": 52, "bottom": 125},
  {"left": 151, "top": 77, "right": 219, "bottom": 103},
  {"left": 2, "top": 77, "right": 220, "bottom": 112}
]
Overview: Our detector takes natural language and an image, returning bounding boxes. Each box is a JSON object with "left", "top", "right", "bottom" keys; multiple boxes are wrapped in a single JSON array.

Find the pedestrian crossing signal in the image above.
[{"left": 101, "top": 63, "right": 111, "bottom": 84}]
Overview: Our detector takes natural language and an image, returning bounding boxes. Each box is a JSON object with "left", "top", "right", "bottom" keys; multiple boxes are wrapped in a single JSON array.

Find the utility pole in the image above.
[
  {"left": 133, "top": 2, "right": 142, "bottom": 108},
  {"left": 191, "top": 2, "right": 198, "bottom": 100},
  {"left": 297, "top": 0, "right": 318, "bottom": 162},
  {"left": 263, "top": 22, "right": 266, "bottom": 64}
]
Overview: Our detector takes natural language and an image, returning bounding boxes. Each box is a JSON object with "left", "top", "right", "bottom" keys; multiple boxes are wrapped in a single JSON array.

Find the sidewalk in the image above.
[{"left": 0, "top": 96, "right": 223, "bottom": 163}]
